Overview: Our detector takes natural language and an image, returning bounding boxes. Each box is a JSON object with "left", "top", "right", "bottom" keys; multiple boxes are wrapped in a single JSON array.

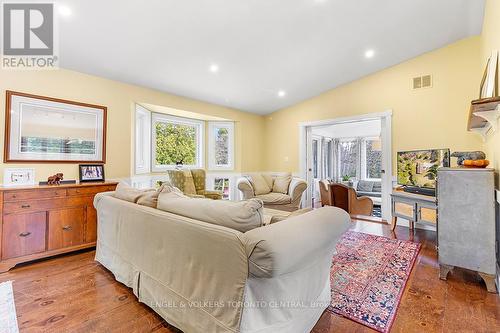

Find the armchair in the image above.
[
  {"left": 319, "top": 180, "right": 332, "bottom": 207},
  {"left": 237, "top": 173, "right": 307, "bottom": 211},
  {"left": 331, "top": 183, "right": 373, "bottom": 216},
  {"left": 167, "top": 169, "right": 223, "bottom": 200}
]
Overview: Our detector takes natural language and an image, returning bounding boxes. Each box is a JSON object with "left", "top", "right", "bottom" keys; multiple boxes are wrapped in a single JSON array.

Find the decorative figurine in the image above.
[
  {"left": 47, "top": 173, "right": 64, "bottom": 185},
  {"left": 451, "top": 151, "right": 486, "bottom": 165}
]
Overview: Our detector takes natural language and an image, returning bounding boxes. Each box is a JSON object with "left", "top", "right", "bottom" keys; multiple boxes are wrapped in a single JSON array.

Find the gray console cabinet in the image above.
[{"left": 437, "top": 168, "right": 497, "bottom": 293}]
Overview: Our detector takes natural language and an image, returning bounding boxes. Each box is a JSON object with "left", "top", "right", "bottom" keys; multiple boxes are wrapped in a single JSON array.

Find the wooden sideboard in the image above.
[{"left": 0, "top": 181, "right": 117, "bottom": 272}]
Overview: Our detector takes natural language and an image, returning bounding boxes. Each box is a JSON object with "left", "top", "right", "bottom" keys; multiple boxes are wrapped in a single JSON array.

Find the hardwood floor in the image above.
[{"left": 0, "top": 220, "right": 498, "bottom": 333}]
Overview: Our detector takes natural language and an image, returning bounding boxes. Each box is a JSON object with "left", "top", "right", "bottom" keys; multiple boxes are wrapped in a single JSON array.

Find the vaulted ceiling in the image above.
[{"left": 58, "top": 0, "right": 485, "bottom": 114}]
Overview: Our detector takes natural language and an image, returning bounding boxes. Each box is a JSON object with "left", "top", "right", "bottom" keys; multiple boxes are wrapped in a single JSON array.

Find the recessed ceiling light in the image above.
[
  {"left": 58, "top": 6, "right": 72, "bottom": 17},
  {"left": 209, "top": 64, "right": 219, "bottom": 73},
  {"left": 278, "top": 90, "right": 286, "bottom": 98},
  {"left": 365, "top": 49, "right": 375, "bottom": 59}
]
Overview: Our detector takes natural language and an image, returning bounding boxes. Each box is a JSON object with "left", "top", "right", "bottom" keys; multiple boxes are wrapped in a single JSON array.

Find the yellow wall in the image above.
[
  {"left": 0, "top": 69, "right": 266, "bottom": 182},
  {"left": 264, "top": 37, "right": 484, "bottom": 173},
  {"left": 480, "top": 0, "right": 500, "bottom": 186}
]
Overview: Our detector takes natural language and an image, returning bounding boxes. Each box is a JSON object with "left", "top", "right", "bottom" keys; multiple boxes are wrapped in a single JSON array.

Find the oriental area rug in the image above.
[{"left": 328, "top": 231, "right": 420, "bottom": 333}]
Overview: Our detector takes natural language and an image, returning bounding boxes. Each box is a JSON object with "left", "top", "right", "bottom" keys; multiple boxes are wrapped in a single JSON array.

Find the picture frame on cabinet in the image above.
[{"left": 3, "top": 168, "right": 35, "bottom": 187}]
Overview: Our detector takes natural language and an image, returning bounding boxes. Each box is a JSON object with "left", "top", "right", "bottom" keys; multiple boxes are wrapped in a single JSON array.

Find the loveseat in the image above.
[
  {"left": 352, "top": 180, "right": 382, "bottom": 205},
  {"left": 94, "top": 186, "right": 349, "bottom": 333},
  {"left": 237, "top": 173, "right": 307, "bottom": 211}
]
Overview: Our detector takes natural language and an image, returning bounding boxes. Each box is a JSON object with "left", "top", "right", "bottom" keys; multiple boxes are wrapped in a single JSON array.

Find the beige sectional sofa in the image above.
[
  {"left": 94, "top": 187, "right": 349, "bottom": 333},
  {"left": 237, "top": 173, "right": 307, "bottom": 211}
]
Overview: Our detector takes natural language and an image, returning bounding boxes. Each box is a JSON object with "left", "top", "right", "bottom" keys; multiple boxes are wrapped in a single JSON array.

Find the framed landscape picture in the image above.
[{"left": 4, "top": 91, "right": 107, "bottom": 163}]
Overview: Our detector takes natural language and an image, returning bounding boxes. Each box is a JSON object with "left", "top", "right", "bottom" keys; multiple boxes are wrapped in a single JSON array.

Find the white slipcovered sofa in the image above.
[
  {"left": 94, "top": 190, "right": 349, "bottom": 333},
  {"left": 237, "top": 173, "right": 307, "bottom": 211}
]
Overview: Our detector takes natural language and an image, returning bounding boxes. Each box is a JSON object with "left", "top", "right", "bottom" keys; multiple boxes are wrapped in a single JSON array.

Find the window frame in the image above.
[
  {"left": 208, "top": 121, "right": 235, "bottom": 171},
  {"left": 135, "top": 105, "right": 152, "bottom": 174},
  {"left": 151, "top": 113, "right": 204, "bottom": 172},
  {"left": 312, "top": 136, "right": 321, "bottom": 179}
]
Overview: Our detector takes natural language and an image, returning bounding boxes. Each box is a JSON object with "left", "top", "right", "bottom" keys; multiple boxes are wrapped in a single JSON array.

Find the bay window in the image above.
[
  {"left": 208, "top": 122, "right": 234, "bottom": 170},
  {"left": 151, "top": 113, "right": 204, "bottom": 171},
  {"left": 135, "top": 106, "right": 235, "bottom": 174}
]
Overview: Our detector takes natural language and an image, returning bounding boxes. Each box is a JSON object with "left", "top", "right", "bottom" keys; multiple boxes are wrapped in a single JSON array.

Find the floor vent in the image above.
[{"left": 412, "top": 75, "right": 432, "bottom": 90}]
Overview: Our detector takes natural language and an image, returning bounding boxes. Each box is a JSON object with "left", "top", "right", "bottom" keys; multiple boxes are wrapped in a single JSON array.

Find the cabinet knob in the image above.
[
  {"left": 19, "top": 231, "right": 31, "bottom": 237},
  {"left": 62, "top": 225, "right": 72, "bottom": 231},
  {"left": 21, "top": 204, "right": 30, "bottom": 208}
]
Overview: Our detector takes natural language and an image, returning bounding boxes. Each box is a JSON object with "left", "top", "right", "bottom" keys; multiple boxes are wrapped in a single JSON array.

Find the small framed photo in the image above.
[
  {"left": 79, "top": 164, "right": 105, "bottom": 183},
  {"left": 3, "top": 168, "right": 35, "bottom": 187}
]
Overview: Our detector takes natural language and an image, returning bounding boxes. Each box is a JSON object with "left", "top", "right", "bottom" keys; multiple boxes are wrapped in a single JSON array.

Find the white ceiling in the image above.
[{"left": 58, "top": 0, "right": 485, "bottom": 114}]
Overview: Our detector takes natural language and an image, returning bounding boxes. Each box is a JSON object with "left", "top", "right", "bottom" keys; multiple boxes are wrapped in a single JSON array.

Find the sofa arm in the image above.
[
  {"left": 93, "top": 191, "right": 116, "bottom": 208},
  {"left": 237, "top": 177, "right": 255, "bottom": 200},
  {"left": 288, "top": 177, "right": 307, "bottom": 208},
  {"left": 239, "top": 206, "right": 350, "bottom": 278}
]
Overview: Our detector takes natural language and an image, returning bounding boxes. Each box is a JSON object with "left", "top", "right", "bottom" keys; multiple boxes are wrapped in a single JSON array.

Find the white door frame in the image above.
[{"left": 298, "top": 110, "right": 393, "bottom": 221}]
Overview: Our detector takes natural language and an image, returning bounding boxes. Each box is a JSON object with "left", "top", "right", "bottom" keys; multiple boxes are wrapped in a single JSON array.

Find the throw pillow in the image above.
[
  {"left": 114, "top": 182, "right": 155, "bottom": 203},
  {"left": 272, "top": 175, "right": 292, "bottom": 194},
  {"left": 157, "top": 192, "right": 264, "bottom": 232},
  {"left": 249, "top": 174, "right": 271, "bottom": 195},
  {"left": 262, "top": 174, "right": 274, "bottom": 190},
  {"left": 137, "top": 191, "right": 159, "bottom": 208}
]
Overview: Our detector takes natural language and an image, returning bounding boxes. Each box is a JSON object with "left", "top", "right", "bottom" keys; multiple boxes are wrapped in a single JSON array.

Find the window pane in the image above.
[
  {"left": 155, "top": 122, "right": 197, "bottom": 166},
  {"left": 366, "top": 139, "right": 382, "bottom": 179},
  {"left": 339, "top": 140, "right": 358, "bottom": 179},
  {"left": 214, "top": 127, "right": 229, "bottom": 166}
]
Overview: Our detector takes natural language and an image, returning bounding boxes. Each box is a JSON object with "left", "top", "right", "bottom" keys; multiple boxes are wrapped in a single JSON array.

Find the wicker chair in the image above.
[
  {"left": 319, "top": 180, "right": 332, "bottom": 207},
  {"left": 331, "top": 183, "right": 373, "bottom": 216}
]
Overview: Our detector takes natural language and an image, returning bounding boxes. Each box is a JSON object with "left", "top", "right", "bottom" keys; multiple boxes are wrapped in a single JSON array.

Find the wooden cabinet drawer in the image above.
[
  {"left": 4, "top": 199, "right": 66, "bottom": 214},
  {"left": 48, "top": 208, "right": 85, "bottom": 250},
  {"left": 2, "top": 212, "right": 46, "bottom": 260},
  {"left": 66, "top": 185, "right": 116, "bottom": 197},
  {"left": 3, "top": 197, "right": 91, "bottom": 214},
  {"left": 4, "top": 188, "right": 67, "bottom": 202}
]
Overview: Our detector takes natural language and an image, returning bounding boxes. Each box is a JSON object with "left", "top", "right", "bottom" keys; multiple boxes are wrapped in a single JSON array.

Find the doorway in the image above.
[{"left": 299, "top": 111, "right": 393, "bottom": 221}]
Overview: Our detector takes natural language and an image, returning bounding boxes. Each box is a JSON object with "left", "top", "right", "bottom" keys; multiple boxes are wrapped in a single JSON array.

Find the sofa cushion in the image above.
[
  {"left": 113, "top": 182, "right": 156, "bottom": 203},
  {"left": 269, "top": 207, "right": 313, "bottom": 224},
  {"left": 357, "top": 180, "right": 374, "bottom": 192},
  {"left": 272, "top": 175, "right": 291, "bottom": 194},
  {"left": 157, "top": 191, "right": 264, "bottom": 232},
  {"left": 357, "top": 191, "right": 382, "bottom": 198},
  {"left": 257, "top": 192, "right": 292, "bottom": 205},
  {"left": 372, "top": 182, "right": 382, "bottom": 193},
  {"left": 247, "top": 174, "right": 271, "bottom": 195}
]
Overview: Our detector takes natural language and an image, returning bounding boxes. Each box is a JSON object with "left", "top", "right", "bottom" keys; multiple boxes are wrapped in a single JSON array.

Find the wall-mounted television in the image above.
[{"left": 397, "top": 149, "right": 450, "bottom": 195}]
